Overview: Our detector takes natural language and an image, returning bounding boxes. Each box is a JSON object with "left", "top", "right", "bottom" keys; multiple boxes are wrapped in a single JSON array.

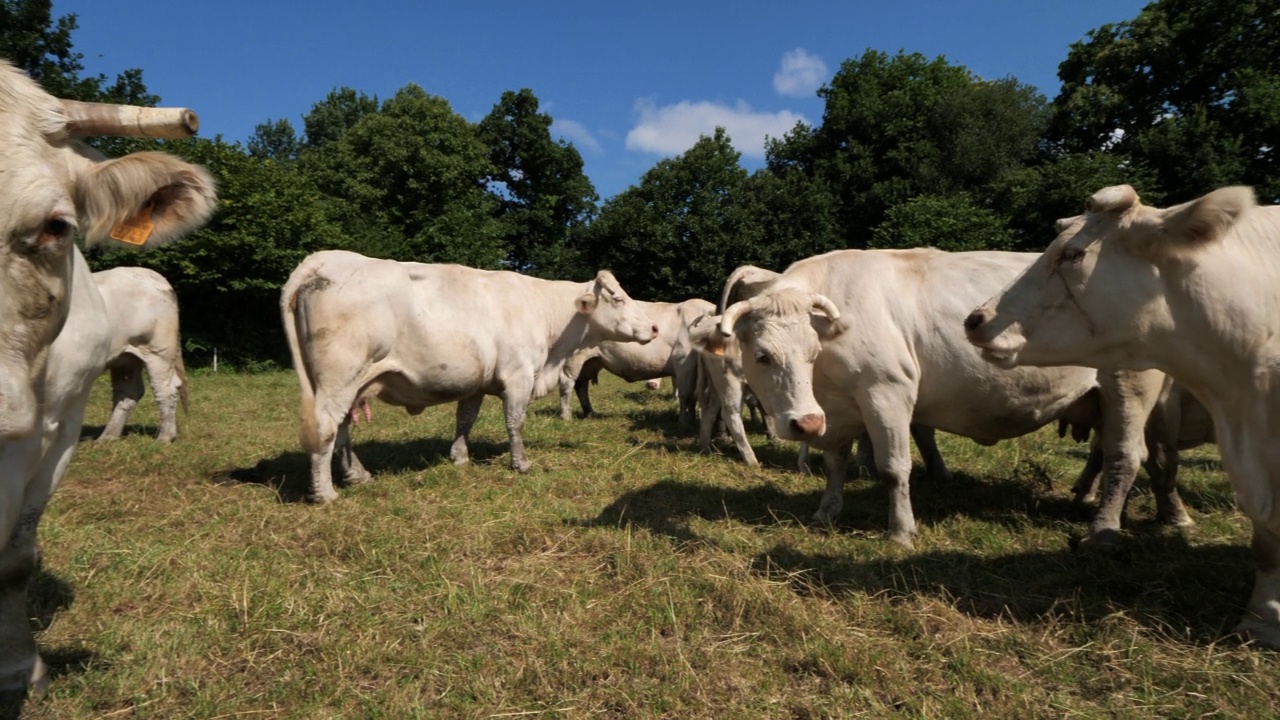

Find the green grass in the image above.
[{"left": 21, "top": 370, "right": 1277, "bottom": 718}]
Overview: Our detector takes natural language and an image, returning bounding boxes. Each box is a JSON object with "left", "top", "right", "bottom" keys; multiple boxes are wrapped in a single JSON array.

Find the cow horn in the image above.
[
  {"left": 810, "top": 294, "right": 840, "bottom": 321},
  {"left": 1085, "top": 185, "right": 1139, "bottom": 215},
  {"left": 719, "top": 265, "right": 780, "bottom": 313},
  {"left": 60, "top": 100, "right": 200, "bottom": 139},
  {"left": 718, "top": 299, "right": 754, "bottom": 338}
]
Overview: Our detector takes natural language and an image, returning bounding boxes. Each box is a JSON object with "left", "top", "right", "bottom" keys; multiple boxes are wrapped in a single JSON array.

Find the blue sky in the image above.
[{"left": 55, "top": 1, "right": 1151, "bottom": 200}]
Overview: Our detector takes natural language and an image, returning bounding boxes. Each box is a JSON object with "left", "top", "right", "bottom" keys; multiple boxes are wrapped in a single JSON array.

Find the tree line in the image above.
[{"left": 4, "top": 0, "right": 1278, "bottom": 368}]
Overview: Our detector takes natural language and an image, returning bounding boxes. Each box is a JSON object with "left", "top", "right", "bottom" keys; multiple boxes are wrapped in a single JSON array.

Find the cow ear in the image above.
[
  {"left": 688, "top": 314, "right": 730, "bottom": 357},
  {"left": 76, "top": 151, "right": 216, "bottom": 248},
  {"left": 1158, "top": 186, "right": 1255, "bottom": 247},
  {"left": 576, "top": 292, "right": 598, "bottom": 314}
]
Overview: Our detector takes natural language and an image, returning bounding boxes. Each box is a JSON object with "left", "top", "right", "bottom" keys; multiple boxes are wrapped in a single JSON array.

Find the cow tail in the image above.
[{"left": 281, "top": 273, "right": 319, "bottom": 453}]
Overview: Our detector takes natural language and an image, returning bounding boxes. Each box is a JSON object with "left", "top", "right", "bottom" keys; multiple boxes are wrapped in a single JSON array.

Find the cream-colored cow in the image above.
[{"left": 965, "top": 185, "right": 1279, "bottom": 647}]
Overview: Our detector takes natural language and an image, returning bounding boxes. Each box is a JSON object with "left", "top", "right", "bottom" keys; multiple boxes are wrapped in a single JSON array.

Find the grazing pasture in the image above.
[{"left": 24, "top": 371, "right": 1278, "bottom": 718}]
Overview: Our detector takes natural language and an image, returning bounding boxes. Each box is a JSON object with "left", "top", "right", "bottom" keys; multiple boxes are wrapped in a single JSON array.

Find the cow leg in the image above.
[
  {"left": 97, "top": 355, "right": 145, "bottom": 441},
  {"left": 1238, "top": 522, "right": 1280, "bottom": 649},
  {"left": 1072, "top": 440, "right": 1105, "bottom": 506},
  {"left": 558, "top": 368, "right": 576, "bottom": 421},
  {"left": 716, "top": 372, "right": 758, "bottom": 467},
  {"left": 573, "top": 374, "right": 595, "bottom": 419},
  {"left": 334, "top": 419, "right": 372, "bottom": 485},
  {"left": 868, "top": 420, "right": 917, "bottom": 548},
  {"left": 140, "top": 353, "right": 180, "bottom": 442},
  {"left": 1081, "top": 371, "right": 1158, "bottom": 548},
  {"left": 450, "top": 394, "right": 485, "bottom": 466},
  {"left": 698, "top": 374, "right": 722, "bottom": 454},
  {"left": 0, "top": 401, "right": 84, "bottom": 702},
  {"left": 910, "top": 424, "right": 952, "bottom": 482},
  {"left": 501, "top": 381, "right": 534, "bottom": 473},
  {"left": 814, "top": 441, "right": 853, "bottom": 524},
  {"left": 797, "top": 443, "right": 811, "bottom": 474},
  {"left": 853, "top": 432, "right": 875, "bottom": 477},
  {"left": 674, "top": 358, "right": 699, "bottom": 427},
  {"left": 1145, "top": 436, "right": 1194, "bottom": 528}
]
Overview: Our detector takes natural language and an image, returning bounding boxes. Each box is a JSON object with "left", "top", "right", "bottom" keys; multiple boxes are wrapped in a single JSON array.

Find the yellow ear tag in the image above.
[
  {"left": 109, "top": 203, "right": 155, "bottom": 246},
  {"left": 711, "top": 343, "right": 726, "bottom": 357}
]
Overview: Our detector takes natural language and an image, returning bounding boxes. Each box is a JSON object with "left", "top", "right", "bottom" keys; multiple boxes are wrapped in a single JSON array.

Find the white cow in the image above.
[
  {"left": 0, "top": 61, "right": 215, "bottom": 705},
  {"left": 700, "top": 250, "right": 1143, "bottom": 547},
  {"left": 559, "top": 298, "right": 713, "bottom": 423},
  {"left": 964, "top": 184, "right": 1280, "bottom": 646},
  {"left": 93, "top": 267, "right": 188, "bottom": 442},
  {"left": 281, "top": 250, "right": 659, "bottom": 503}
]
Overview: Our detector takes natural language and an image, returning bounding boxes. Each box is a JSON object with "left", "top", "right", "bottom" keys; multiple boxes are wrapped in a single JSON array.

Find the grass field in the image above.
[{"left": 19, "top": 370, "right": 1279, "bottom": 718}]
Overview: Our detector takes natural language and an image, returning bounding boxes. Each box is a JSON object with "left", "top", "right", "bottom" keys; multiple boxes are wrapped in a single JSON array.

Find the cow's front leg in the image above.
[
  {"left": 142, "top": 353, "right": 181, "bottom": 443},
  {"left": 0, "top": 505, "right": 44, "bottom": 708},
  {"left": 1071, "top": 441, "right": 1104, "bottom": 506},
  {"left": 501, "top": 380, "right": 535, "bottom": 473},
  {"left": 867, "top": 420, "right": 917, "bottom": 548},
  {"left": 1081, "top": 371, "right": 1157, "bottom": 548},
  {"left": 1238, "top": 522, "right": 1280, "bottom": 649},
  {"left": 814, "top": 442, "right": 852, "bottom": 525},
  {"left": 558, "top": 370, "right": 575, "bottom": 421},
  {"left": 334, "top": 419, "right": 372, "bottom": 485},
  {"left": 450, "top": 394, "right": 485, "bottom": 465}
]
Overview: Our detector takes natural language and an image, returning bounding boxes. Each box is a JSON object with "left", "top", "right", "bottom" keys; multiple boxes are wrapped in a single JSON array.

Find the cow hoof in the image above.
[
  {"left": 344, "top": 471, "right": 373, "bottom": 485},
  {"left": 887, "top": 530, "right": 915, "bottom": 549},
  {"left": 512, "top": 459, "right": 532, "bottom": 474},
  {"left": 96, "top": 434, "right": 121, "bottom": 443},
  {"left": 450, "top": 454, "right": 470, "bottom": 466},
  {"left": 1158, "top": 511, "right": 1195, "bottom": 528},
  {"left": 1072, "top": 528, "right": 1121, "bottom": 551},
  {"left": 811, "top": 510, "right": 837, "bottom": 526},
  {"left": 307, "top": 490, "right": 339, "bottom": 504},
  {"left": 29, "top": 657, "right": 48, "bottom": 696},
  {"left": 1234, "top": 618, "right": 1280, "bottom": 650},
  {"left": 156, "top": 435, "right": 177, "bottom": 444}
]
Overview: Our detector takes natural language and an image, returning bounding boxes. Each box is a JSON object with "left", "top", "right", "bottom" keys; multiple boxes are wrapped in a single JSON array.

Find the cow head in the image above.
[
  {"left": 709, "top": 287, "right": 844, "bottom": 442},
  {"left": 964, "top": 184, "right": 1255, "bottom": 371},
  {"left": 575, "top": 270, "right": 659, "bottom": 344},
  {"left": 0, "top": 62, "right": 216, "bottom": 440}
]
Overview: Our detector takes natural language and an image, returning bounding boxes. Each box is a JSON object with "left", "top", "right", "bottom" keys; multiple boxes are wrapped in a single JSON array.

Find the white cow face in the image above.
[
  {"left": 710, "top": 289, "right": 843, "bottom": 442},
  {"left": 0, "top": 63, "right": 216, "bottom": 440},
  {"left": 576, "top": 270, "right": 659, "bottom": 344},
  {"left": 964, "top": 184, "right": 1256, "bottom": 371}
]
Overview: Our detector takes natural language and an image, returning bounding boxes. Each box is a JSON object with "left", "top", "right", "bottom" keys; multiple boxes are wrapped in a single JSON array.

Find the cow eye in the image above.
[{"left": 756, "top": 351, "right": 772, "bottom": 366}]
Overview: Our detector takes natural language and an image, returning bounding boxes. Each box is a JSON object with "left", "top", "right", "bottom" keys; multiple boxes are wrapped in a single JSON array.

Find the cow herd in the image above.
[{"left": 2, "top": 58, "right": 1280, "bottom": 706}]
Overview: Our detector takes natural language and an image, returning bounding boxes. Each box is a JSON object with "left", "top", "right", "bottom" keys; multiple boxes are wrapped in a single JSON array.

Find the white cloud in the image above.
[
  {"left": 625, "top": 98, "right": 806, "bottom": 159},
  {"left": 553, "top": 118, "right": 603, "bottom": 154},
  {"left": 773, "top": 48, "right": 828, "bottom": 98}
]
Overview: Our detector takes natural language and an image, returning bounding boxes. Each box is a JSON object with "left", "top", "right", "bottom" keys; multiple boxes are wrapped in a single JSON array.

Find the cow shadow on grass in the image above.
[
  {"left": 28, "top": 566, "right": 100, "bottom": 683},
  {"left": 751, "top": 536, "right": 1254, "bottom": 646},
  {"left": 78, "top": 423, "right": 159, "bottom": 441},
  {"left": 210, "top": 436, "right": 512, "bottom": 502},
  {"left": 579, "top": 463, "right": 1169, "bottom": 548}
]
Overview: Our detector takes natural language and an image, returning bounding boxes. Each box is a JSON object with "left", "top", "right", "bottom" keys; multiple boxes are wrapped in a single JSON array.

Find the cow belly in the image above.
[{"left": 372, "top": 364, "right": 492, "bottom": 409}]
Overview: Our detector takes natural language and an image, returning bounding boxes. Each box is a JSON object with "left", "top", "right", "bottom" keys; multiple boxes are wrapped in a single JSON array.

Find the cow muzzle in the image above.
[
  {"left": 964, "top": 307, "right": 1025, "bottom": 368},
  {"left": 783, "top": 412, "right": 826, "bottom": 441}
]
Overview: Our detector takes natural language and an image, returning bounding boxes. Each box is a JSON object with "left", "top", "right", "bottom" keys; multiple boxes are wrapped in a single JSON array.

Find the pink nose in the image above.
[{"left": 789, "top": 413, "right": 825, "bottom": 438}]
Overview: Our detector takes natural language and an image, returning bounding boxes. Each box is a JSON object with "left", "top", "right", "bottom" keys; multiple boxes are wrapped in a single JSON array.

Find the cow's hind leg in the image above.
[
  {"left": 450, "top": 394, "right": 484, "bottom": 466},
  {"left": 1145, "top": 439, "right": 1193, "bottom": 527},
  {"left": 911, "top": 425, "right": 952, "bottom": 483},
  {"left": 141, "top": 352, "right": 181, "bottom": 442},
  {"left": 334, "top": 419, "right": 372, "bottom": 485},
  {"left": 97, "top": 355, "right": 145, "bottom": 441},
  {"left": 305, "top": 402, "right": 342, "bottom": 503}
]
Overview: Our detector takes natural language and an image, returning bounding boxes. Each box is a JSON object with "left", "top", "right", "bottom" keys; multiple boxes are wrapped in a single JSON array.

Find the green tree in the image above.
[
  {"left": 582, "top": 128, "right": 759, "bottom": 301},
  {"left": 775, "top": 50, "right": 1048, "bottom": 244},
  {"left": 477, "top": 88, "right": 598, "bottom": 277},
  {"left": 870, "top": 193, "right": 1014, "bottom": 252},
  {"left": 0, "top": 0, "right": 155, "bottom": 103},
  {"left": 300, "top": 84, "right": 504, "bottom": 267},
  {"left": 1051, "top": 0, "right": 1280, "bottom": 202},
  {"left": 248, "top": 118, "right": 302, "bottom": 162},
  {"left": 302, "top": 86, "right": 378, "bottom": 149}
]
